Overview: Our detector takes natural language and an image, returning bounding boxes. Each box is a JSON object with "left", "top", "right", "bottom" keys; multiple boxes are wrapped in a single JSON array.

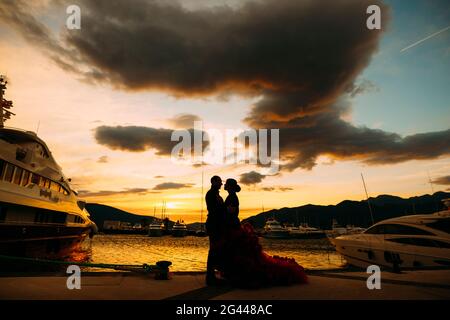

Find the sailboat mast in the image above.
[
  {"left": 361, "top": 173, "right": 374, "bottom": 225},
  {"left": 200, "top": 168, "right": 204, "bottom": 229},
  {"left": 199, "top": 121, "right": 205, "bottom": 231},
  {"left": 164, "top": 201, "right": 166, "bottom": 219},
  {"left": 427, "top": 171, "right": 435, "bottom": 194},
  {"left": 0, "top": 79, "right": 3, "bottom": 128}
]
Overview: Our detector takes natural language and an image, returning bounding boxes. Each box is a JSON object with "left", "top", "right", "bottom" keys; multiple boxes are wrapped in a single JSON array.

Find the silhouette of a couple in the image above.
[{"left": 205, "top": 176, "right": 307, "bottom": 288}]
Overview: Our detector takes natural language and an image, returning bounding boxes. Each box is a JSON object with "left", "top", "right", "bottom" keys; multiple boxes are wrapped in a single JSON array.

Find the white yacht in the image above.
[
  {"left": 0, "top": 78, "right": 97, "bottom": 259},
  {"left": 263, "top": 218, "right": 290, "bottom": 239},
  {"left": 148, "top": 221, "right": 164, "bottom": 237},
  {"left": 331, "top": 200, "right": 450, "bottom": 270},
  {"left": 327, "top": 219, "right": 365, "bottom": 238},
  {"left": 288, "top": 223, "right": 327, "bottom": 239},
  {"left": 171, "top": 220, "right": 187, "bottom": 237}
]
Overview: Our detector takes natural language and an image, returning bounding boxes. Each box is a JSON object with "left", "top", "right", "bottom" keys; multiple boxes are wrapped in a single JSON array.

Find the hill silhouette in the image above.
[
  {"left": 85, "top": 203, "right": 158, "bottom": 230},
  {"left": 242, "top": 191, "right": 449, "bottom": 230}
]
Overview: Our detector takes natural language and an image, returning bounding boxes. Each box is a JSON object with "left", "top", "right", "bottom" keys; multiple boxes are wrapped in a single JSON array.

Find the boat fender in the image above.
[{"left": 89, "top": 222, "right": 98, "bottom": 238}]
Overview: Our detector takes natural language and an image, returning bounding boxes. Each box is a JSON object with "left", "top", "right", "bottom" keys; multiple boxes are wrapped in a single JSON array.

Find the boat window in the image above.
[
  {"left": 433, "top": 240, "right": 450, "bottom": 249},
  {"left": 44, "top": 179, "right": 51, "bottom": 189},
  {"left": 38, "top": 176, "right": 46, "bottom": 188},
  {"left": 365, "top": 224, "right": 433, "bottom": 235},
  {"left": 51, "top": 211, "right": 67, "bottom": 224},
  {"left": 21, "top": 170, "right": 30, "bottom": 186},
  {"left": 75, "top": 216, "right": 85, "bottom": 224},
  {"left": 364, "top": 225, "right": 383, "bottom": 234},
  {"left": 31, "top": 173, "right": 40, "bottom": 185},
  {"left": 50, "top": 181, "right": 60, "bottom": 192},
  {"left": 35, "top": 209, "right": 66, "bottom": 224},
  {"left": 35, "top": 211, "right": 49, "bottom": 223},
  {"left": 4, "top": 163, "right": 14, "bottom": 183},
  {"left": 0, "top": 160, "right": 5, "bottom": 179},
  {"left": 13, "top": 167, "right": 23, "bottom": 185},
  {"left": 386, "top": 238, "right": 450, "bottom": 249},
  {"left": 426, "top": 219, "right": 450, "bottom": 234}
]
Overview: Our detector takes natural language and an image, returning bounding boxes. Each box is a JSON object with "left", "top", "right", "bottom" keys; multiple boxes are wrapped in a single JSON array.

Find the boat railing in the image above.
[{"left": 0, "top": 125, "right": 37, "bottom": 135}]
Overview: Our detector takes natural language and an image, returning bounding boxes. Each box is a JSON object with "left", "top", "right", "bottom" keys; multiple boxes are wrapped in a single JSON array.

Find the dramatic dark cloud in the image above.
[
  {"left": 432, "top": 175, "right": 450, "bottom": 185},
  {"left": 274, "top": 108, "right": 450, "bottom": 170},
  {"left": 239, "top": 171, "right": 265, "bottom": 185},
  {"left": 240, "top": 102, "right": 450, "bottom": 170},
  {"left": 1, "top": 0, "right": 387, "bottom": 100},
  {"left": 94, "top": 125, "right": 208, "bottom": 155},
  {"left": 3, "top": 0, "right": 449, "bottom": 171},
  {"left": 78, "top": 188, "right": 153, "bottom": 197},
  {"left": 152, "top": 182, "right": 194, "bottom": 190},
  {"left": 169, "top": 114, "right": 202, "bottom": 128},
  {"left": 94, "top": 125, "right": 174, "bottom": 154}
]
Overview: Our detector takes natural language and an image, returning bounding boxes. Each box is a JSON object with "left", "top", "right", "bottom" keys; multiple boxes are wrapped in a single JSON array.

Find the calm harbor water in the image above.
[{"left": 79, "top": 234, "right": 346, "bottom": 272}]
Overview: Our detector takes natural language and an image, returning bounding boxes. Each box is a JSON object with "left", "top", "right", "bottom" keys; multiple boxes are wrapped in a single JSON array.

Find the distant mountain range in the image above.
[
  {"left": 85, "top": 203, "right": 204, "bottom": 231},
  {"left": 85, "top": 203, "right": 158, "bottom": 230},
  {"left": 86, "top": 191, "right": 449, "bottom": 231},
  {"left": 242, "top": 191, "right": 450, "bottom": 230}
]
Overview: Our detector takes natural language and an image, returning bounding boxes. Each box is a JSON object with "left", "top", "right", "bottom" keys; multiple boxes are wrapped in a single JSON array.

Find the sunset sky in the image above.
[{"left": 0, "top": 0, "right": 449, "bottom": 223}]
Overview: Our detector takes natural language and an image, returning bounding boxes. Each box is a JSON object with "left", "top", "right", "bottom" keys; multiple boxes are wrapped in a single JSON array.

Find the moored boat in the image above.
[
  {"left": 288, "top": 224, "right": 327, "bottom": 239},
  {"left": 148, "top": 221, "right": 164, "bottom": 237},
  {"left": 326, "top": 219, "right": 365, "bottom": 238},
  {"left": 330, "top": 200, "right": 450, "bottom": 270},
  {"left": 0, "top": 77, "right": 97, "bottom": 259},
  {"left": 171, "top": 220, "right": 187, "bottom": 237},
  {"left": 263, "top": 218, "right": 290, "bottom": 239}
]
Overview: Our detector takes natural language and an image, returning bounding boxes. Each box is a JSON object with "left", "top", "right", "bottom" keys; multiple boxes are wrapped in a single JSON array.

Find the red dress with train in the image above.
[{"left": 218, "top": 194, "right": 308, "bottom": 288}]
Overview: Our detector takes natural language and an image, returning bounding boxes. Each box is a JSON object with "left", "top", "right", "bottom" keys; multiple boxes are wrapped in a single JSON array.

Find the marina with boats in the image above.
[{"left": 261, "top": 218, "right": 364, "bottom": 240}]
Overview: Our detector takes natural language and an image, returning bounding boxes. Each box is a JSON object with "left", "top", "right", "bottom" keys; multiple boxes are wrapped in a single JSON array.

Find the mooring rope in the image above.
[{"left": 0, "top": 254, "right": 171, "bottom": 273}]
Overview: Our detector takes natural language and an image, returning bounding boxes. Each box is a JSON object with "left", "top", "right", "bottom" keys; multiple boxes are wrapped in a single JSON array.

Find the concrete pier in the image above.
[{"left": 1, "top": 269, "right": 449, "bottom": 300}]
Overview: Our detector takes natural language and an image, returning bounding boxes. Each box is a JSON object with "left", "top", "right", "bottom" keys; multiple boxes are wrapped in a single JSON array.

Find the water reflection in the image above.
[{"left": 76, "top": 234, "right": 345, "bottom": 272}]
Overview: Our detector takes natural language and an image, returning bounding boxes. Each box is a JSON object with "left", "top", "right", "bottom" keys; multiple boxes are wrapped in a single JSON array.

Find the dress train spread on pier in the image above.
[{"left": 218, "top": 223, "right": 308, "bottom": 288}]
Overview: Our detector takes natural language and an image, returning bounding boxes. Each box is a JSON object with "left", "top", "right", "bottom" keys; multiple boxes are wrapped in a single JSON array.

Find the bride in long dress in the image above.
[{"left": 218, "top": 178, "right": 308, "bottom": 288}]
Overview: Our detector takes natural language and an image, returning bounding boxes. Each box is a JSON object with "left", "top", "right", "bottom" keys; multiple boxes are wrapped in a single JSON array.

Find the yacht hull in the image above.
[
  {"left": 0, "top": 199, "right": 95, "bottom": 261},
  {"left": 332, "top": 237, "right": 450, "bottom": 270},
  {"left": 0, "top": 223, "right": 91, "bottom": 260},
  {"left": 148, "top": 229, "right": 163, "bottom": 237},
  {"left": 263, "top": 231, "right": 290, "bottom": 239},
  {"left": 290, "top": 232, "right": 327, "bottom": 239},
  {"left": 171, "top": 229, "right": 187, "bottom": 237}
]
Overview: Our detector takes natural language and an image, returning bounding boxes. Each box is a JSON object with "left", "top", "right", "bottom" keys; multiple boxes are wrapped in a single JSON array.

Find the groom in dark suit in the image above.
[{"left": 205, "top": 175, "right": 225, "bottom": 285}]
